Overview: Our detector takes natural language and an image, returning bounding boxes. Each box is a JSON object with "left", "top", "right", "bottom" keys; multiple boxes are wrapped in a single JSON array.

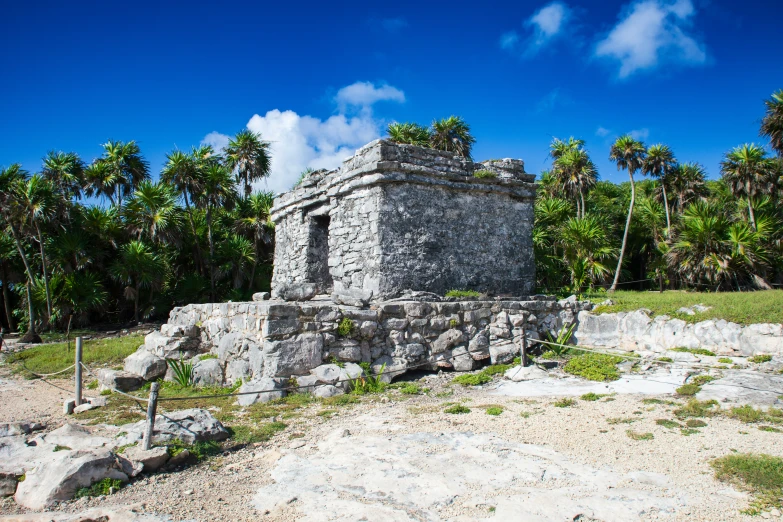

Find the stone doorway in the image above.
[{"left": 307, "top": 214, "right": 333, "bottom": 294}]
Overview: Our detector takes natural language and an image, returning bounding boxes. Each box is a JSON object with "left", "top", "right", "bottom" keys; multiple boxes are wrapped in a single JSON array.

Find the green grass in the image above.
[
  {"left": 564, "top": 353, "right": 624, "bottom": 381},
  {"left": 711, "top": 453, "right": 783, "bottom": 513},
  {"left": 445, "top": 289, "right": 482, "bottom": 298},
  {"left": 391, "top": 382, "right": 428, "bottom": 395},
  {"left": 656, "top": 419, "right": 681, "bottom": 429},
  {"left": 228, "top": 422, "right": 287, "bottom": 444},
  {"left": 691, "top": 375, "right": 716, "bottom": 386},
  {"left": 607, "top": 417, "right": 637, "bottom": 424},
  {"left": 6, "top": 334, "right": 144, "bottom": 376},
  {"left": 53, "top": 444, "right": 71, "bottom": 452},
  {"left": 580, "top": 392, "right": 604, "bottom": 401},
  {"left": 759, "top": 426, "right": 782, "bottom": 433},
  {"left": 626, "top": 430, "right": 654, "bottom": 441},
  {"left": 583, "top": 290, "right": 783, "bottom": 325},
  {"left": 75, "top": 478, "right": 124, "bottom": 498},
  {"left": 674, "top": 399, "right": 719, "bottom": 419},
  {"left": 749, "top": 355, "right": 773, "bottom": 364},
  {"left": 452, "top": 364, "right": 512, "bottom": 387},
  {"left": 337, "top": 317, "right": 355, "bottom": 337},
  {"left": 686, "top": 419, "right": 708, "bottom": 428},
  {"left": 486, "top": 406, "right": 504, "bottom": 416},
  {"left": 473, "top": 169, "right": 498, "bottom": 179},
  {"left": 553, "top": 398, "right": 575, "bottom": 408},
  {"left": 676, "top": 384, "right": 702, "bottom": 396},
  {"left": 444, "top": 404, "right": 471, "bottom": 414},
  {"left": 718, "top": 357, "right": 733, "bottom": 363},
  {"left": 657, "top": 357, "right": 674, "bottom": 363},
  {"left": 670, "top": 347, "right": 716, "bottom": 357},
  {"left": 38, "top": 329, "right": 98, "bottom": 343}
]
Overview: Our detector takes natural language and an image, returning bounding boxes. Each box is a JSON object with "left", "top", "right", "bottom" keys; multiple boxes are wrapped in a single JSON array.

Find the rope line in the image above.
[{"left": 21, "top": 363, "right": 75, "bottom": 378}]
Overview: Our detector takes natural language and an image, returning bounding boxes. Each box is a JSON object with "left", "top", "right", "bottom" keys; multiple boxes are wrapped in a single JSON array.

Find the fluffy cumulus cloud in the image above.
[
  {"left": 629, "top": 128, "right": 650, "bottom": 140},
  {"left": 201, "top": 81, "right": 404, "bottom": 194},
  {"left": 501, "top": 2, "right": 571, "bottom": 56},
  {"left": 595, "top": 0, "right": 707, "bottom": 78},
  {"left": 596, "top": 126, "right": 611, "bottom": 137}
]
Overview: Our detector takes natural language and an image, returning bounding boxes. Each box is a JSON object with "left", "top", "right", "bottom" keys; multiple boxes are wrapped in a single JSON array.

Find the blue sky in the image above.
[{"left": 2, "top": 0, "right": 782, "bottom": 193}]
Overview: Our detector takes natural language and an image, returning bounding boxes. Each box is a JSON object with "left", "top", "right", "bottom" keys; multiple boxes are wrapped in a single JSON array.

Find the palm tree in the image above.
[
  {"left": 0, "top": 233, "right": 17, "bottom": 331},
  {"left": 123, "top": 180, "right": 183, "bottom": 245},
  {"left": 41, "top": 151, "right": 85, "bottom": 200},
  {"left": 550, "top": 138, "right": 598, "bottom": 218},
  {"left": 224, "top": 130, "right": 271, "bottom": 198},
  {"left": 720, "top": 144, "right": 776, "bottom": 230},
  {"left": 235, "top": 191, "right": 275, "bottom": 290},
  {"left": 643, "top": 144, "right": 677, "bottom": 233},
  {"left": 429, "top": 116, "right": 475, "bottom": 159},
  {"left": 558, "top": 215, "right": 613, "bottom": 292},
  {"left": 16, "top": 175, "right": 59, "bottom": 325},
  {"left": 608, "top": 135, "right": 647, "bottom": 291},
  {"left": 219, "top": 235, "right": 256, "bottom": 289},
  {"left": 85, "top": 140, "right": 149, "bottom": 209},
  {"left": 760, "top": 89, "right": 783, "bottom": 157},
  {"left": 110, "top": 240, "right": 164, "bottom": 323},
  {"left": 0, "top": 165, "right": 40, "bottom": 342},
  {"left": 670, "top": 162, "right": 707, "bottom": 214},
  {"left": 195, "top": 164, "right": 237, "bottom": 299},
  {"left": 387, "top": 122, "right": 432, "bottom": 146}
]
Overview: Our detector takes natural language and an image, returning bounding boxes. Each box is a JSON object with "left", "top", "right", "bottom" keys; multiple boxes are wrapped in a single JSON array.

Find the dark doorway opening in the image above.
[{"left": 307, "top": 215, "right": 333, "bottom": 293}]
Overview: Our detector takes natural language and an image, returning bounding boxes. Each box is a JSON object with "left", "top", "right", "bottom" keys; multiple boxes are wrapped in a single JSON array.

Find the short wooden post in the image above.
[
  {"left": 74, "top": 337, "right": 83, "bottom": 406},
  {"left": 142, "top": 382, "right": 160, "bottom": 451},
  {"left": 521, "top": 329, "right": 528, "bottom": 367}
]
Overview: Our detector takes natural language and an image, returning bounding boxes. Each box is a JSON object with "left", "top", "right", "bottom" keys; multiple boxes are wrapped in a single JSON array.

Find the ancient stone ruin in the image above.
[{"left": 270, "top": 139, "right": 537, "bottom": 302}]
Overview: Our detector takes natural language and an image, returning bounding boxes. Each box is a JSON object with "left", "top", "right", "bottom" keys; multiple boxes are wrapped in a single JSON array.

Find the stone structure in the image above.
[{"left": 270, "top": 139, "right": 537, "bottom": 301}]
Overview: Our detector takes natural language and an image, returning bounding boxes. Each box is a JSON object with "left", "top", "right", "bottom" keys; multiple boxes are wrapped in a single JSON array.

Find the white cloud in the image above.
[
  {"left": 201, "top": 131, "right": 230, "bottom": 153},
  {"left": 596, "top": 126, "right": 611, "bottom": 137},
  {"left": 528, "top": 2, "right": 569, "bottom": 45},
  {"left": 595, "top": 0, "right": 707, "bottom": 78},
  {"left": 629, "top": 128, "right": 650, "bottom": 140},
  {"left": 202, "top": 82, "right": 405, "bottom": 195},
  {"left": 334, "top": 81, "right": 405, "bottom": 111}
]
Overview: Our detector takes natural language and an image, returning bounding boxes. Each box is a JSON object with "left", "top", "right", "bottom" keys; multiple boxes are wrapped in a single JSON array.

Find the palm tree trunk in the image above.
[
  {"left": 34, "top": 223, "right": 53, "bottom": 326},
  {"left": 580, "top": 191, "right": 586, "bottom": 219},
  {"left": 207, "top": 206, "right": 215, "bottom": 301},
  {"left": 183, "top": 193, "right": 205, "bottom": 276},
  {"left": 610, "top": 172, "right": 636, "bottom": 292},
  {"left": 133, "top": 279, "right": 140, "bottom": 324},
  {"left": 575, "top": 198, "right": 581, "bottom": 219},
  {"left": 746, "top": 182, "right": 757, "bottom": 230},
  {"left": 7, "top": 223, "right": 38, "bottom": 340},
  {"left": 1, "top": 261, "right": 15, "bottom": 332},
  {"left": 661, "top": 183, "right": 671, "bottom": 235}
]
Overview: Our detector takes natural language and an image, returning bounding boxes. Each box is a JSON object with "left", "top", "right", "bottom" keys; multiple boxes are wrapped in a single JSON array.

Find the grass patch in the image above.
[
  {"left": 486, "top": 406, "right": 504, "bottom": 416},
  {"left": 473, "top": 169, "right": 498, "bottom": 179},
  {"left": 391, "top": 382, "right": 428, "bottom": 395},
  {"left": 228, "top": 422, "right": 287, "bottom": 444},
  {"left": 759, "top": 426, "right": 782, "bottom": 433},
  {"left": 7, "top": 334, "right": 144, "bottom": 376},
  {"left": 53, "top": 445, "right": 71, "bottom": 452},
  {"left": 580, "top": 392, "right": 604, "bottom": 401},
  {"left": 553, "top": 398, "right": 575, "bottom": 408},
  {"left": 676, "top": 384, "right": 702, "bottom": 396},
  {"left": 564, "top": 353, "right": 623, "bottom": 381},
  {"left": 198, "top": 354, "right": 219, "bottom": 360},
  {"left": 656, "top": 419, "right": 681, "bottom": 429},
  {"left": 681, "top": 428, "right": 700, "bottom": 436},
  {"left": 337, "top": 317, "right": 355, "bottom": 337},
  {"left": 749, "top": 355, "right": 773, "bottom": 364},
  {"left": 608, "top": 417, "right": 637, "bottom": 424},
  {"left": 444, "top": 404, "right": 471, "bottom": 414},
  {"left": 445, "top": 289, "right": 481, "bottom": 299},
  {"left": 670, "top": 347, "right": 716, "bottom": 357},
  {"left": 317, "top": 409, "right": 336, "bottom": 418},
  {"left": 452, "top": 373, "right": 491, "bottom": 387},
  {"left": 75, "top": 478, "right": 124, "bottom": 498},
  {"left": 626, "top": 430, "right": 654, "bottom": 441},
  {"left": 686, "top": 419, "right": 708, "bottom": 428},
  {"left": 657, "top": 357, "right": 674, "bottom": 363},
  {"left": 643, "top": 398, "right": 679, "bottom": 405},
  {"left": 718, "top": 357, "right": 733, "bottom": 363},
  {"left": 691, "top": 375, "right": 716, "bottom": 386},
  {"left": 711, "top": 453, "right": 783, "bottom": 512},
  {"left": 322, "top": 394, "right": 359, "bottom": 406},
  {"left": 728, "top": 405, "right": 763, "bottom": 423},
  {"left": 520, "top": 411, "right": 533, "bottom": 418},
  {"left": 673, "top": 399, "right": 718, "bottom": 419},
  {"left": 581, "top": 290, "right": 783, "bottom": 325}
]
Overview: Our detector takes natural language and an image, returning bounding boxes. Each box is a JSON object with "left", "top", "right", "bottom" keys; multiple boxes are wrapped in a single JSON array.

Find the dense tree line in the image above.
[{"left": 1, "top": 95, "right": 781, "bottom": 341}]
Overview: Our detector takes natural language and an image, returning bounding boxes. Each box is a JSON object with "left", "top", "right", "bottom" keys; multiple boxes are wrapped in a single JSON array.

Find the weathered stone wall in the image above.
[
  {"left": 574, "top": 310, "right": 783, "bottom": 356},
  {"left": 270, "top": 140, "right": 537, "bottom": 300},
  {"left": 155, "top": 297, "right": 586, "bottom": 386}
]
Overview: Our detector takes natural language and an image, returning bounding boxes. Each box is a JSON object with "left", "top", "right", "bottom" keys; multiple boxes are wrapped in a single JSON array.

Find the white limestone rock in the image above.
[{"left": 124, "top": 349, "right": 167, "bottom": 381}]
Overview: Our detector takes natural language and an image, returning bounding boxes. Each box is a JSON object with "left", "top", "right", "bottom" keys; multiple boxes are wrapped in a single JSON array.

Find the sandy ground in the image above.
[{"left": 0, "top": 364, "right": 781, "bottom": 521}]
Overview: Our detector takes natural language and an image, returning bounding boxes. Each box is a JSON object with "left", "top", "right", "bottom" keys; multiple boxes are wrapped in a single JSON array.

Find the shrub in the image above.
[
  {"left": 167, "top": 357, "right": 194, "bottom": 387},
  {"left": 473, "top": 169, "right": 497, "bottom": 179},
  {"left": 749, "top": 355, "right": 772, "bottom": 364},
  {"left": 718, "top": 357, "right": 733, "bottom": 363},
  {"left": 580, "top": 392, "right": 603, "bottom": 401},
  {"left": 626, "top": 430, "right": 654, "bottom": 441},
  {"left": 674, "top": 399, "right": 718, "bottom": 419},
  {"left": 711, "top": 453, "right": 783, "bottom": 512},
  {"left": 553, "top": 398, "right": 575, "bottom": 408},
  {"left": 564, "top": 353, "right": 623, "bottom": 382},
  {"left": 349, "top": 364, "right": 387, "bottom": 395},
  {"left": 75, "top": 478, "right": 124, "bottom": 498},
  {"left": 337, "top": 317, "right": 355, "bottom": 337},
  {"left": 691, "top": 375, "right": 716, "bottom": 386},
  {"left": 728, "top": 405, "right": 762, "bottom": 423},
  {"left": 445, "top": 289, "right": 481, "bottom": 298},
  {"left": 676, "top": 384, "right": 702, "bottom": 396},
  {"left": 656, "top": 419, "right": 681, "bottom": 429},
  {"left": 486, "top": 406, "right": 504, "bottom": 416},
  {"left": 686, "top": 419, "right": 707, "bottom": 428},
  {"left": 444, "top": 404, "right": 471, "bottom": 414}
]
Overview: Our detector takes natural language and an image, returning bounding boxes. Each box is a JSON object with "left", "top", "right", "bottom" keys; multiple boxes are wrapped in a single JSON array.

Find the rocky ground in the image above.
[{"left": 1, "top": 357, "right": 782, "bottom": 521}]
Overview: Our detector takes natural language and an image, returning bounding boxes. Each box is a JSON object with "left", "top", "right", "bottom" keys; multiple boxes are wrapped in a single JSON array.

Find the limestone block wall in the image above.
[{"left": 163, "top": 297, "right": 587, "bottom": 386}]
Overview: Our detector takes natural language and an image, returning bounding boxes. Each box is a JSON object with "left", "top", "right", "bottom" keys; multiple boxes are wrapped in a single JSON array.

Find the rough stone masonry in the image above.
[{"left": 270, "top": 139, "right": 537, "bottom": 301}]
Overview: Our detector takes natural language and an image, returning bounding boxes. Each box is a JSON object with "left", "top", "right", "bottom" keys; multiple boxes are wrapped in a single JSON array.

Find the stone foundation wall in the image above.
[{"left": 154, "top": 297, "right": 588, "bottom": 387}]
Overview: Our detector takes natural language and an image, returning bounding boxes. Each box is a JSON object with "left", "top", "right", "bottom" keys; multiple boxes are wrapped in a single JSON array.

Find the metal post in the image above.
[
  {"left": 521, "top": 329, "right": 528, "bottom": 367},
  {"left": 142, "top": 382, "right": 160, "bottom": 451},
  {"left": 75, "top": 337, "right": 83, "bottom": 406}
]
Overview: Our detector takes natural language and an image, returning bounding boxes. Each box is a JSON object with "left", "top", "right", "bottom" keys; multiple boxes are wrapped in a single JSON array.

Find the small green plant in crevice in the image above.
[
  {"left": 473, "top": 169, "right": 498, "bottom": 179},
  {"left": 580, "top": 392, "right": 604, "bottom": 401},
  {"left": 657, "top": 357, "right": 674, "bottom": 363},
  {"left": 564, "top": 353, "right": 624, "bottom": 382},
  {"left": 553, "top": 398, "right": 575, "bottom": 408},
  {"left": 75, "top": 478, "right": 124, "bottom": 498},
  {"left": 676, "top": 384, "right": 702, "bottom": 396},
  {"left": 449, "top": 319, "right": 460, "bottom": 329},
  {"left": 327, "top": 355, "right": 345, "bottom": 368},
  {"left": 670, "top": 347, "right": 716, "bottom": 357},
  {"left": 349, "top": 364, "right": 387, "bottom": 395},
  {"left": 86, "top": 379, "right": 99, "bottom": 390},
  {"left": 540, "top": 350, "right": 560, "bottom": 360},
  {"left": 544, "top": 323, "right": 577, "bottom": 358},
  {"left": 486, "top": 406, "right": 504, "bottom": 416},
  {"left": 749, "top": 354, "right": 772, "bottom": 364},
  {"left": 445, "top": 289, "right": 481, "bottom": 299},
  {"left": 444, "top": 404, "right": 471, "bottom": 414},
  {"left": 711, "top": 453, "right": 783, "bottom": 513},
  {"left": 337, "top": 317, "right": 355, "bottom": 338},
  {"left": 691, "top": 375, "right": 716, "bottom": 386},
  {"left": 17, "top": 474, "right": 25, "bottom": 483},
  {"left": 167, "top": 357, "right": 194, "bottom": 387},
  {"left": 718, "top": 357, "right": 733, "bottom": 364},
  {"left": 686, "top": 419, "right": 707, "bottom": 428},
  {"left": 656, "top": 419, "right": 681, "bottom": 429},
  {"left": 674, "top": 399, "right": 718, "bottom": 419},
  {"left": 626, "top": 430, "right": 654, "bottom": 441},
  {"left": 198, "top": 353, "right": 219, "bottom": 360},
  {"left": 53, "top": 445, "right": 71, "bottom": 452}
]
